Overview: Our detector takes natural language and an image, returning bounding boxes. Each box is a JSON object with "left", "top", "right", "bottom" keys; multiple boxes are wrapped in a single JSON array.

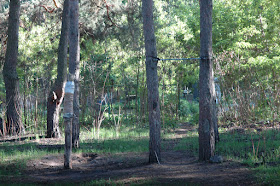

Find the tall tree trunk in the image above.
[
  {"left": 47, "top": 0, "right": 70, "bottom": 138},
  {"left": 198, "top": 0, "right": 217, "bottom": 161},
  {"left": 3, "top": 0, "right": 24, "bottom": 135},
  {"left": 142, "top": 0, "right": 161, "bottom": 164},
  {"left": 69, "top": 0, "right": 80, "bottom": 148}
]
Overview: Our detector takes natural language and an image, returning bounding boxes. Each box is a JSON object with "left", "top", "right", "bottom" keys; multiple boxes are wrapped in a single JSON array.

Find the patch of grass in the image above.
[
  {"left": 81, "top": 179, "right": 122, "bottom": 186},
  {"left": 79, "top": 178, "right": 160, "bottom": 186},
  {"left": 216, "top": 129, "right": 280, "bottom": 184},
  {"left": 78, "top": 177, "right": 164, "bottom": 186},
  {"left": 0, "top": 183, "right": 38, "bottom": 186},
  {"left": 0, "top": 125, "right": 151, "bottom": 178},
  {"left": 174, "top": 127, "right": 280, "bottom": 184},
  {"left": 254, "top": 165, "right": 280, "bottom": 185},
  {"left": 76, "top": 137, "right": 149, "bottom": 154},
  {"left": 0, "top": 142, "right": 63, "bottom": 176},
  {"left": 174, "top": 131, "right": 198, "bottom": 156},
  {"left": 79, "top": 125, "right": 150, "bottom": 141}
]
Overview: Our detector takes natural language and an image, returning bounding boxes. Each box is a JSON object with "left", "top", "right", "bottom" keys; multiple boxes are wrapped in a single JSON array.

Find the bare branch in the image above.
[
  {"left": 102, "top": 0, "right": 119, "bottom": 27},
  {"left": 39, "top": 5, "right": 55, "bottom": 13}
]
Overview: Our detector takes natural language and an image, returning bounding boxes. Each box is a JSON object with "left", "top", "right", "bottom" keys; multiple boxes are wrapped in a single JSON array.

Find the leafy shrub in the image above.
[{"left": 179, "top": 100, "right": 199, "bottom": 124}]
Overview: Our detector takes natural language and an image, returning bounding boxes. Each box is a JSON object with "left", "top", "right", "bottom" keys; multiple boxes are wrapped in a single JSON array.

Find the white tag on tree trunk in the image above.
[
  {"left": 65, "top": 81, "right": 75, "bottom": 94},
  {"left": 64, "top": 81, "right": 75, "bottom": 118}
]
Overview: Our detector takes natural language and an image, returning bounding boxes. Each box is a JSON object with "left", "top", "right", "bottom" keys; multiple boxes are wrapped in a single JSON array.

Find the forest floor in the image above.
[{"left": 1, "top": 123, "right": 259, "bottom": 186}]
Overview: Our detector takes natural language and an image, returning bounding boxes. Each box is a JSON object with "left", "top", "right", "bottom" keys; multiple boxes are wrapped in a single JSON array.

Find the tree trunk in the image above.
[
  {"left": 69, "top": 0, "right": 80, "bottom": 148},
  {"left": 64, "top": 81, "right": 74, "bottom": 169},
  {"left": 35, "top": 77, "right": 39, "bottom": 129},
  {"left": 3, "top": 0, "right": 24, "bottom": 135},
  {"left": 47, "top": 0, "right": 70, "bottom": 138},
  {"left": 161, "top": 77, "right": 165, "bottom": 127},
  {"left": 198, "top": 0, "right": 217, "bottom": 161},
  {"left": 142, "top": 0, "right": 161, "bottom": 164},
  {"left": 135, "top": 60, "right": 140, "bottom": 124},
  {"left": 23, "top": 67, "right": 27, "bottom": 127}
]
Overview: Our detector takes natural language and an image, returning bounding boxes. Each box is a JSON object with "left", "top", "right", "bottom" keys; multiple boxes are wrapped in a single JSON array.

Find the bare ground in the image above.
[{"left": 1, "top": 124, "right": 258, "bottom": 185}]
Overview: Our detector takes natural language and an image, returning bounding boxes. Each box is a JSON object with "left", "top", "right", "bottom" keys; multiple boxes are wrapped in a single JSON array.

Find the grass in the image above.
[
  {"left": 0, "top": 124, "right": 151, "bottom": 179},
  {"left": 254, "top": 165, "right": 280, "bottom": 185},
  {"left": 0, "top": 142, "right": 63, "bottom": 176},
  {"left": 174, "top": 130, "right": 199, "bottom": 156},
  {"left": 79, "top": 125, "right": 150, "bottom": 141},
  {"left": 76, "top": 137, "right": 149, "bottom": 154},
  {"left": 174, "top": 127, "right": 280, "bottom": 185},
  {"left": 1, "top": 123, "right": 280, "bottom": 185}
]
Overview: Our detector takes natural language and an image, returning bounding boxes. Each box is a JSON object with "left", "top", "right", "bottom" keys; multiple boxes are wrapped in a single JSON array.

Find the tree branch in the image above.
[
  {"left": 39, "top": 0, "right": 59, "bottom": 13},
  {"left": 39, "top": 5, "right": 55, "bottom": 13},
  {"left": 102, "top": 0, "right": 118, "bottom": 27}
]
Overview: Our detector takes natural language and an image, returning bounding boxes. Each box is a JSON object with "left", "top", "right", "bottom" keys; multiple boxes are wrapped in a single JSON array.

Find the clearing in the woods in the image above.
[{"left": 1, "top": 123, "right": 274, "bottom": 185}]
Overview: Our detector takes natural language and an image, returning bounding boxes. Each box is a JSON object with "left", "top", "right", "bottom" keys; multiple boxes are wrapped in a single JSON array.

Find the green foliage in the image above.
[
  {"left": 212, "top": 0, "right": 280, "bottom": 125},
  {"left": 178, "top": 100, "right": 199, "bottom": 125}
]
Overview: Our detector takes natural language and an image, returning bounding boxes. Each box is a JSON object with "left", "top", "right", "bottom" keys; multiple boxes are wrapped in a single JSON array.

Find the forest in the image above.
[{"left": 0, "top": 0, "right": 280, "bottom": 185}]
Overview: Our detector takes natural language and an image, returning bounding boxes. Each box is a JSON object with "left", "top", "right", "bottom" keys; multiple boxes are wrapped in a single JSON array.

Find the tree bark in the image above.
[
  {"left": 198, "top": 0, "right": 217, "bottom": 161},
  {"left": 64, "top": 81, "right": 74, "bottom": 169},
  {"left": 3, "top": 0, "right": 24, "bottom": 135},
  {"left": 69, "top": 0, "right": 80, "bottom": 148},
  {"left": 142, "top": 0, "right": 161, "bottom": 164},
  {"left": 47, "top": 0, "right": 70, "bottom": 138}
]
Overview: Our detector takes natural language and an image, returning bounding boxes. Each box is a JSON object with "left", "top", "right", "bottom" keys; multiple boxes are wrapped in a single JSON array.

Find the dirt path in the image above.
[{"left": 4, "top": 124, "right": 258, "bottom": 185}]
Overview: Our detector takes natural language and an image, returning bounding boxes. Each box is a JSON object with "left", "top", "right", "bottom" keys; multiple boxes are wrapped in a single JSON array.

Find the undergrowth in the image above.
[{"left": 175, "top": 127, "right": 280, "bottom": 185}]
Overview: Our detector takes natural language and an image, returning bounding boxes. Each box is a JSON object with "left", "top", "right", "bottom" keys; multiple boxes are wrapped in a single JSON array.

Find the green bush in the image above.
[{"left": 179, "top": 100, "right": 199, "bottom": 124}]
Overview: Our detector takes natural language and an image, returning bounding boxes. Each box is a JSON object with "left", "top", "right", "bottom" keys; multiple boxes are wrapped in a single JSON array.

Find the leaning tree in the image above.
[{"left": 47, "top": 0, "right": 70, "bottom": 138}]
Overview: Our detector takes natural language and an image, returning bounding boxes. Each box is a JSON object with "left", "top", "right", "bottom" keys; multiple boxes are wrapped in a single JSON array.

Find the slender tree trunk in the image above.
[
  {"left": 23, "top": 67, "right": 27, "bottom": 127},
  {"left": 80, "top": 64, "right": 87, "bottom": 125},
  {"left": 47, "top": 0, "right": 70, "bottom": 138},
  {"left": 176, "top": 80, "right": 180, "bottom": 120},
  {"left": 142, "top": 0, "right": 161, "bottom": 164},
  {"left": 198, "top": 0, "right": 217, "bottom": 161},
  {"left": 64, "top": 81, "right": 74, "bottom": 169},
  {"left": 140, "top": 60, "right": 146, "bottom": 122},
  {"left": 35, "top": 77, "right": 38, "bottom": 129},
  {"left": 69, "top": 0, "right": 80, "bottom": 148},
  {"left": 3, "top": 0, "right": 24, "bottom": 135},
  {"left": 161, "top": 77, "right": 165, "bottom": 127},
  {"left": 135, "top": 58, "right": 140, "bottom": 124}
]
